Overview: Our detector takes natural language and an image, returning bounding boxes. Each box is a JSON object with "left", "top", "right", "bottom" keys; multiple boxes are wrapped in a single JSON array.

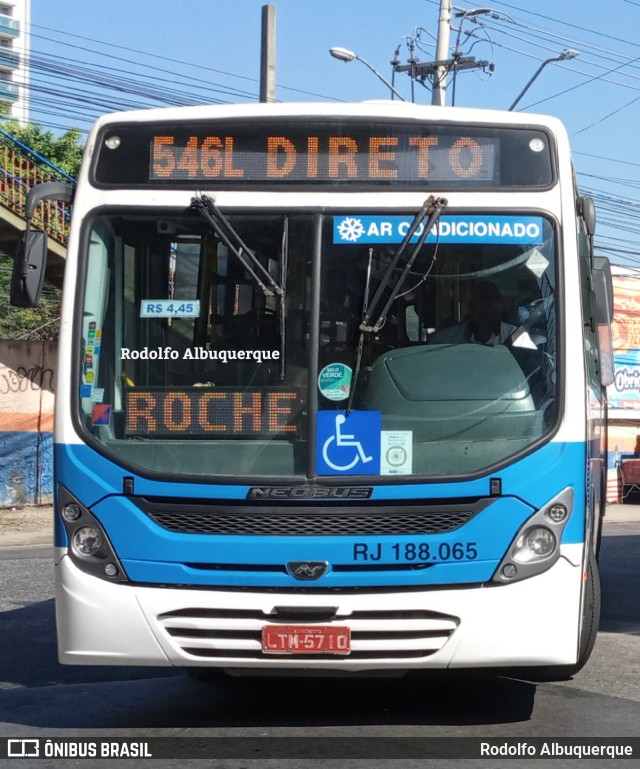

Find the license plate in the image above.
[{"left": 261, "top": 624, "right": 351, "bottom": 655}]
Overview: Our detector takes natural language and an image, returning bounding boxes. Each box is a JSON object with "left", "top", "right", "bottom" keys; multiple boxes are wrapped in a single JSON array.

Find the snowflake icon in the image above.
[{"left": 337, "top": 217, "right": 365, "bottom": 242}]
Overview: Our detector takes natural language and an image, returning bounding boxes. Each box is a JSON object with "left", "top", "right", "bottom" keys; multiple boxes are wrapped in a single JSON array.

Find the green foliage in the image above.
[
  {"left": 1, "top": 119, "right": 84, "bottom": 178},
  {"left": 0, "top": 253, "right": 61, "bottom": 340},
  {"left": 0, "top": 117, "right": 80, "bottom": 339}
]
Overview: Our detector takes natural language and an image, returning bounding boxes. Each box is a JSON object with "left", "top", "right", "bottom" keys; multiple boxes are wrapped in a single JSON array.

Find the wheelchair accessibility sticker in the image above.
[{"left": 316, "top": 410, "right": 381, "bottom": 475}]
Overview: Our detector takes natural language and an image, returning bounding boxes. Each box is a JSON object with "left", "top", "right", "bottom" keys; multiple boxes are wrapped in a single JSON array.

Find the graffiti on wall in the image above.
[
  {"left": 0, "top": 365, "right": 55, "bottom": 394},
  {"left": 0, "top": 340, "right": 57, "bottom": 507}
]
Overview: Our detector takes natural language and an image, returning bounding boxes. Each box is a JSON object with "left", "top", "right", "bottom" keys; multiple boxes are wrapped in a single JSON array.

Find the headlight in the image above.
[
  {"left": 57, "top": 486, "right": 128, "bottom": 582},
  {"left": 492, "top": 487, "right": 573, "bottom": 584},
  {"left": 72, "top": 526, "right": 103, "bottom": 556},
  {"left": 512, "top": 526, "right": 556, "bottom": 563}
]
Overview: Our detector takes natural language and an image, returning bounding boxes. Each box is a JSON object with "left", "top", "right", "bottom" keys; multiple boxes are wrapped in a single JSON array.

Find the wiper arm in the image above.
[
  {"left": 191, "top": 193, "right": 283, "bottom": 298},
  {"left": 278, "top": 217, "right": 289, "bottom": 381},
  {"left": 359, "top": 195, "right": 447, "bottom": 333},
  {"left": 346, "top": 247, "right": 374, "bottom": 416}
]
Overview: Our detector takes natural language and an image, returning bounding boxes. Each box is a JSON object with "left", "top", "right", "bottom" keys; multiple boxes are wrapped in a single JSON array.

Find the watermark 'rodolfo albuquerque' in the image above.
[{"left": 120, "top": 347, "right": 280, "bottom": 364}]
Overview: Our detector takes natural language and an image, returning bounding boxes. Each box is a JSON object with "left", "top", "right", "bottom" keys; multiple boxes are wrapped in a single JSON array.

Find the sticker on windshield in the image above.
[
  {"left": 92, "top": 404, "right": 112, "bottom": 426},
  {"left": 334, "top": 215, "right": 544, "bottom": 245},
  {"left": 318, "top": 363, "right": 352, "bottom": 401},
  {"left": 140, "top": 299, "right": 200, "bottom": 318},
  {"left": 381, "top": 431, "right": 413, "bottom": 475},
  {"left": 316, "top": 410, "right": 381, "bottom": 476}
]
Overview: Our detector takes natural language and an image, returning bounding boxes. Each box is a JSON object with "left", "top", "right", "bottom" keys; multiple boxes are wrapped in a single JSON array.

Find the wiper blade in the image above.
[
  {"left": 359, "top": 195, "right": 447, "bottom": 333},
  {"left": 191, "top": 193, "right": 283, "bottom": 298}
]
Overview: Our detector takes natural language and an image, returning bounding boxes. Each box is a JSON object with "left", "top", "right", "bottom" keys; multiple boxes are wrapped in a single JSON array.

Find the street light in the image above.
[
  {"left": 509, "top": 49, "right": 579, "bottom": 111},
  {"left": 329, "top": 47, "right": 406, "bottom": 101}
]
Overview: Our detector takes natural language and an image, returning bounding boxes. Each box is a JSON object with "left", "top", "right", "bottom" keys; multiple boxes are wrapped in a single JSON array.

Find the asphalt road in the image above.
[{"left": 0, "top": 508, "right": 638, "bottom": 767}]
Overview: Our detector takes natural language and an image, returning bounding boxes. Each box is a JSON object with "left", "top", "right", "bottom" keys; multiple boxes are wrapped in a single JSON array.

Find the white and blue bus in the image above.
[{"left": 12, "top": 102, "right": 614, "bottom": 676}]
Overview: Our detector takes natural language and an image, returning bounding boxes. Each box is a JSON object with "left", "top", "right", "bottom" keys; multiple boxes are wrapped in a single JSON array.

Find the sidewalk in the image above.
[
  {"left": 603, "top": 503, "right": 640, "bottom": 524},
  {"left": 0, "top": 505, "right": 52, "bottom": 547},
  {"left": 0, "top": 502, "right": 637, "bottom": 548}
]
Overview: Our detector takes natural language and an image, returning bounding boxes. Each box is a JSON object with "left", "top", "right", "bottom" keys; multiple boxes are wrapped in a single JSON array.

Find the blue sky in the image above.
[{"left": 29, "top": 0, "right": 640, "bottom": 264}]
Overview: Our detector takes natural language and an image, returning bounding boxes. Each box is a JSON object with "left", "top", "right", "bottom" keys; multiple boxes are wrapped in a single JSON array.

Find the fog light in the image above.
[
  {"left": 513, "top": 526, "right": 556, "bottom": 563},
  {"left": 62, "top": 503, "right": 82, "bottom": 522},
  {"left": 104, "top": 563, "right": 119, "bottom": 578},
  {"left": 545, "top": 503, "right": 568, "bottom": 523},
  {"left": 72, "top": 526, "right": 102, "bottom": 556},
  {"left": 501, "top": 563, "right": 517, "bottom": 579}
]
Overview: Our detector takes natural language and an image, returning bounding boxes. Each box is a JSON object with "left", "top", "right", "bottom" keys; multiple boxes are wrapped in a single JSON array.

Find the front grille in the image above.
[
  {"left": 140, "top": 503, "right": 476, "bottom": 536},
  {"left": 157, "top": 605, "right": 459, "bottom": 661}
]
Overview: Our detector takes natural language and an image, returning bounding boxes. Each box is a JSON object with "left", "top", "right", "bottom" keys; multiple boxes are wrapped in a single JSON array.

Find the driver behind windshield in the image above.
[{"left": 430, "top": 280, "right": 536, "bottom": 348}]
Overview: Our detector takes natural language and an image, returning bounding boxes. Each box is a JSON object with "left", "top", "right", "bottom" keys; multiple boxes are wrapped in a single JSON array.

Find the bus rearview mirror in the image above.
[
  {"left": 593, "top": 256, "right": 613, "bottom": 324},
  {"left": 10, "top": 229, "right": 48, "bottom": 307},
  {"left": 592, "top": 256, "right": 614, "bottom": 387}
]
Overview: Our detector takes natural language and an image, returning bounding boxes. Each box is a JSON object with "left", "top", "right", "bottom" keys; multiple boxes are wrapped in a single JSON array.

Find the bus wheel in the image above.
[{"left": 574, "top": 551, "right": 601, "bottom": 672}]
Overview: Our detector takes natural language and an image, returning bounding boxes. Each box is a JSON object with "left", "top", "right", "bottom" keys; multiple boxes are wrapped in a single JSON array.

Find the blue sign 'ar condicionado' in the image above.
[{"left": 333, "top": 215, "right": 545, "bottom": 245}]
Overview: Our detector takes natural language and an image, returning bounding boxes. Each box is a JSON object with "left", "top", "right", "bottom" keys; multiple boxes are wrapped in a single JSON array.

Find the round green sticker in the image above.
[{"left": 318, "top": 363, "right": 352, "bottom": 401}]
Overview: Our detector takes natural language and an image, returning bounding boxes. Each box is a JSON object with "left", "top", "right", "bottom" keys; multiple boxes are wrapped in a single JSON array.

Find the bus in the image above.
[{"left": 12, "top": 102, "right": 614, "bottom": 677}]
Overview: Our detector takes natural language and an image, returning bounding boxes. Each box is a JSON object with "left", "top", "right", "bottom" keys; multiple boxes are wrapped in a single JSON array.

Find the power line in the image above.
[
  {"left": 460, "top": 0, "right": 640, "bottom": 52},
  {"left": 29, "top": 23, "right": 340, "bottom": 104},
  {"left": 572, "top": 94, "right": 640, "bottom": 135},
  {"left": 575, "top": 150, "right": 640, "bottom": 168}
]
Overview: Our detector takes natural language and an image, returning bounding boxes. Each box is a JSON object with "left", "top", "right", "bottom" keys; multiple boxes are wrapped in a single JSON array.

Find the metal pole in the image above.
[
  {"left": 508, "top": 50, "right": 579, "bottom": 111},
  {"left": 432, "top": 0, "right": 451, "bottom": 106},
  {"left": 354, "top": 57, "right": 406, "bottom": 101},
  {"left": 260, "top": 4, "right": 276, "bottom": 103},
  {"left": 508, "top": 61, "right": 551, "bottom": 111}
]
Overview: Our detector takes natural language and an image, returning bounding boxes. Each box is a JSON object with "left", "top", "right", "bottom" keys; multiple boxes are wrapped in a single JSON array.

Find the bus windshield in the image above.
[{"left": 78, "top": 208, "right": 557, "bottom": 479}]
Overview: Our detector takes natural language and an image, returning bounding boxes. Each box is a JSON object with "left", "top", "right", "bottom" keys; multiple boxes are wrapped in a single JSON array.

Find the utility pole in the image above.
[
  {"left": 260, "top": 4, "right": 276, "bottom": 103},
  {"left": 395, "top": 0, "right": 472, "bottom": 105},
  {"left": 431, "top": 0, "right": 451, "bottom": 106}
]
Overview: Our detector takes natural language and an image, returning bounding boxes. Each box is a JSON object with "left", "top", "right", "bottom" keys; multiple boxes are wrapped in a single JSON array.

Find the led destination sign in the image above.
[
  {"left": 149, "top": 131, "right": 499, "bottom": 184},
  {"left": 94, "top": 121, "right": 554, "bottom": 188},
  {"left": 126, "top": 388, "right": 302, "bottom": 437}
]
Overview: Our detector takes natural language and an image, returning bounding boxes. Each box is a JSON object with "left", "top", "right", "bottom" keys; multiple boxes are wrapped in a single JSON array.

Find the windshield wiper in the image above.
[
  {"left": 191, "top": 193, "right": 283, "bottom": 298},
  {"left": 359, "top": 195, "right": 447, "bottom": 333},
  {"left": 191, "top": 193, "right": 287, "bottom": 379},
  {"left": 346, "top": 247, "right": 374, "bottom": 415}
]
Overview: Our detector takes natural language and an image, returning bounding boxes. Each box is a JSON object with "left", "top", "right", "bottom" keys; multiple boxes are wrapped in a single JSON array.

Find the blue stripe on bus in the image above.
[
  {"left": 54, "top": 440, "right": 586, "bottom": 587},
  {"left": 93, "top": 492, "right": 531, "bottom": 586}
]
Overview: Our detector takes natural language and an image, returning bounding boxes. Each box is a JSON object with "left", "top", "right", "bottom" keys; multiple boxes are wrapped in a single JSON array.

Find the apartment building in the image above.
[{"left": 0, "top": 0, "right": 29, "bottom": 125}]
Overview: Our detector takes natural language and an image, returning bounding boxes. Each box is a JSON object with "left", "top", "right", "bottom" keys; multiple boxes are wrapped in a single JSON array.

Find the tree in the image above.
[
  {"left": 0, "top": 117, "right": 84, "bottom": 178},
  {"left": 0, "top": 115, "right": 80, "bottom": 339}
]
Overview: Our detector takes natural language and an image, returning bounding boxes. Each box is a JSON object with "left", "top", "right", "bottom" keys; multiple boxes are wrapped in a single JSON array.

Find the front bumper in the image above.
[{"left": 55, "top": 544, "right": 583, "bottom": 671}]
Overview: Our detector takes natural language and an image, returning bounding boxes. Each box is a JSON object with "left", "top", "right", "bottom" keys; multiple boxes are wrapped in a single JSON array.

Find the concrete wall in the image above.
[{"left": 0, "top": 340, "right": 56, "bottom": 506}]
